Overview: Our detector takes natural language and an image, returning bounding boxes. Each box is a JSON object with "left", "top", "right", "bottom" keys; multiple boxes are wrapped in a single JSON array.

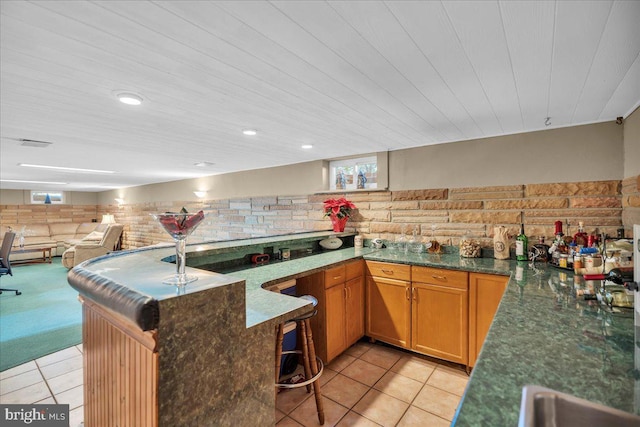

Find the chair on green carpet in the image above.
[{"left": 0, "top": 231, "right": 20, "bottom": 296}]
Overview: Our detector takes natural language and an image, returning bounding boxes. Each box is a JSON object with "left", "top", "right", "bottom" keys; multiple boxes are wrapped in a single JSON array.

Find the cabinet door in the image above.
[
  {"left": 468, "top": 273, "right": 508, "bottom": 367},
  {"left": 345, "top": 276, "right": 364, "bottom": 347},
  {"left": 325, "top": 284, "right": 347, "bottom": 362},
  {"left": 366, "top": 276, "right": 411, "bottom": 348},
  {"left": 412, "top": 282, "right": 468, "bottom": 365}
]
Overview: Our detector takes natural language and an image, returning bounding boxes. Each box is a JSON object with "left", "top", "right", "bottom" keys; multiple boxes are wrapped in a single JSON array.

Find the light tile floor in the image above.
[
  {"left": 0, "top": 341, "right": 469, "bottom": 427},
  {"left": 0, "top": 344, "right": 85, "bottom": 427},
  {"left": 276, "top": 341, "right": 469, "bottom": 427}
]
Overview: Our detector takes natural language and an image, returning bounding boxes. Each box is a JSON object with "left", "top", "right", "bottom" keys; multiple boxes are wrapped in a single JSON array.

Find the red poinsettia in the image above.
[{"left": 323, "top": 197, "right": 356, "bottom": 219}]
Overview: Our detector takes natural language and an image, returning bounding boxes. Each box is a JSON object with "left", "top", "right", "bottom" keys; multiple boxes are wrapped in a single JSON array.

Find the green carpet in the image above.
[{"left": 0, "top": 257, "right": 82, "bottom": 371}]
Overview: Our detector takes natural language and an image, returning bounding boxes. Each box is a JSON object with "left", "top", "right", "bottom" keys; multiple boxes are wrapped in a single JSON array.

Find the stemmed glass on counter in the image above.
[{"left": 152, "top": 210, "right": 205, "bottom": 290}]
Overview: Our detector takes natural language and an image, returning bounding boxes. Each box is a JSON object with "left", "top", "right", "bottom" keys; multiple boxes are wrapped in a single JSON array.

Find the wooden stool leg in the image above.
[
  {"left": 275, "top": 323, "right": 284, "bottom": 395},
  {"left": 304, "top": 318, "right": 325, "bottom": 425},
  {"left": 299, "top": 320, "right": 313, "bottom": 393}
]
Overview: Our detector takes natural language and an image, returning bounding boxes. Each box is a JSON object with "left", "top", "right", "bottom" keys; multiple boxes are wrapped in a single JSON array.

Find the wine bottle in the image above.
[
  {"left": 605, "top": 267, "right": 634, "bottom": 285},
  {"left": 515, "top": 223, "right": 528, "bottom": 261}
]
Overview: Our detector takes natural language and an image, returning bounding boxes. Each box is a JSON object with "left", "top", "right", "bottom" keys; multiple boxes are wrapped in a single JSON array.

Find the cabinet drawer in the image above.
[
  {"left": 412, "top": 266, "right": 468, "bottom": 290},
  {"left": 345, "top": 259, "right": 364, "bottom": 281},
  {"left": 366, "top": 261, "right": 411, "bottom": 281},
  {"left": 325, "top": 265, "right": 346, "bottom": 289}
]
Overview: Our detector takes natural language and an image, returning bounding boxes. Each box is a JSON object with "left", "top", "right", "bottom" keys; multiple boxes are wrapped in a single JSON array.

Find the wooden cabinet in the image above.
[
  {"left": 468, "top": 272, "right": 508, "bottom": 367},
  {"left": 297, "top": 259, "right": 365, "bottom": 364},
  {"left": 365, "top": 275, "right": 411, "bottom": 348},
  {"left": 411, "top": 266, "right": 469, "bottom": 365},
  {"left": 365, "top": 261, "right": 411, "bottom": 348},
  {"left": 345, "top": 275, "right": 365, "bottom": 348},
  {"left": 325, "top": 282, "right": 347, "bottom": 361},
  {"left": 366, "top": 262, "right": 469, "bottom": 365}
]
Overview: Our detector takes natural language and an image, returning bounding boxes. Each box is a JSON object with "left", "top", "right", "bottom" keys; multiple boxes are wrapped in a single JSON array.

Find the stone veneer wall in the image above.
[
  {"left": 91, "top": 178, "right": 637, "bottom": 251},
  {"left": 0, "top": 204, "right": 98, "bottom": 229},
  {"left": 2, "top": 178, "right": 637, "bottom": 251},
  {"left": 622, "top": 175, "right": 640, "bottom": 230}
]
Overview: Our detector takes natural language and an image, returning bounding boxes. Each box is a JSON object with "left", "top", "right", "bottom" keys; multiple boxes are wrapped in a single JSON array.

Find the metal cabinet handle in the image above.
[
  {"left": 432, "top": 274, "right": 446, "bottom": 280},
  {"left": 344, "top": 288, "right": 348, "bottom": 299},
  {"left": 382, "top": 269, "right": 394, "bottom": 274},
  {"left": 406, "top": 287, "right": 410, "bottom": 300},
  {"left": 333, "top": 276, "right": 342, "bottom": 280}
]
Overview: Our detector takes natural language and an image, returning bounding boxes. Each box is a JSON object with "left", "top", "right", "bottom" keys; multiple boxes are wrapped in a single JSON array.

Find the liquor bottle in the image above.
[
  {"left": 515, "top": 224, "right": 528, "bottom": 261},
  {"left": 573, "top": 221, "right": 588, "bottom": 247},
  {"left": 532, "top": 236, "right": 550, "bottom": 262}
]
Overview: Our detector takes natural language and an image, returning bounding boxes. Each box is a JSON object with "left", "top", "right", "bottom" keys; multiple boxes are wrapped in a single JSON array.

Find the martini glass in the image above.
[{"left": 152, "top": 210, "right": 205, "bottom": 288}]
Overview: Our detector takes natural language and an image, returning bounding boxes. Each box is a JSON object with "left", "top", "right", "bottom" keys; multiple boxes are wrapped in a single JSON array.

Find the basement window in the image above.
[
  {"left": 329, "top": 155, "right": 378, "bottom": 191},
  {"left": 30, "top": 191, "right": 64, "bottom": 204}
]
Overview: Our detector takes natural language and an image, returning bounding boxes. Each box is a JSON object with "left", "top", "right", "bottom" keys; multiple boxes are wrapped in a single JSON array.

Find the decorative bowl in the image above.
[{"left": 319, "top": 237, "right": 343, "bottom": 250}]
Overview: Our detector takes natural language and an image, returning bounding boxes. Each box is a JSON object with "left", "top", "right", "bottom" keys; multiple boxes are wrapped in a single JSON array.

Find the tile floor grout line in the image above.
[{"left": 35, "top": 360, "right": 58, "bottom": 405}]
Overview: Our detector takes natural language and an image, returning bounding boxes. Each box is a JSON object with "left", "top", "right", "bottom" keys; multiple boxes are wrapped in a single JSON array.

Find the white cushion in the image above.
[{"left": 82, "top": 231, "right": 104, "bottom": 241}]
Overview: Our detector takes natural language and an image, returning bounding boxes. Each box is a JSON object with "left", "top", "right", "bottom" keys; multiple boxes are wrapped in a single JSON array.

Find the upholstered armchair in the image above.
[{"left": 62, "top": 224, "right": 124, "bottom": 269}]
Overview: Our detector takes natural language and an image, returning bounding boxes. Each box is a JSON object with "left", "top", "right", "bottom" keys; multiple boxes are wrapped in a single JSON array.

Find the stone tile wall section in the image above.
[
  {"left": 622, "top": 175, "right": 640, "bottom": 231},
  {"left": 2, "top": 177, "right": 637, "bottom": 251},
  {"left": 0, "top": 204, "right": 98, "bottom": 229}
]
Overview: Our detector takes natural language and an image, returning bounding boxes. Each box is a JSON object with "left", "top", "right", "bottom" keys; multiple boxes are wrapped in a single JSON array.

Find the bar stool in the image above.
[{"left": 275, "top": 295, "right": 325, "bottom": 425}]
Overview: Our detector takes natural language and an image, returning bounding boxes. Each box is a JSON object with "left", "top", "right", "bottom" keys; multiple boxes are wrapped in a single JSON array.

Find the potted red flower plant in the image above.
[{"left": 323, "top": 197, "right": 356, "bottom": 232}]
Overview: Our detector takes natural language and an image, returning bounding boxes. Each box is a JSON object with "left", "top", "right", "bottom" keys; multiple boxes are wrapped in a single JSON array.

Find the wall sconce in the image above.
[
  {"left": 101, "top": 214, "right": 116, "bottom": 224},
  {"left": 115, "top": 198, "right": 125, "bottom": 205},
  {"left": 193, "top": 191, "right": 207, "bottom": 198}
]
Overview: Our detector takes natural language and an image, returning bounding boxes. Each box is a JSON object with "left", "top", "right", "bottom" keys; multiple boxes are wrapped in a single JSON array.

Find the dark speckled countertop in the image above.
[{"left": 364, "top": 249, "right": 638, "bottom": 425}]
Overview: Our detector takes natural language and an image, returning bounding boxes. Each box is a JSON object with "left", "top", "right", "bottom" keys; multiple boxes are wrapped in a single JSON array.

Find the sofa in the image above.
[
  {"left": 1, "top": 222, "right": 109, "bottom": 262},
  {"left": 61, "top": 224, "right": 124, "bottom": 269}
]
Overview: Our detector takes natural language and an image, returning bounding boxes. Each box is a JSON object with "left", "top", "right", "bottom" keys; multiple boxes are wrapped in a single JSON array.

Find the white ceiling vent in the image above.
[{"left": 19, "top": 139, "right": 53, "bottom": 148}]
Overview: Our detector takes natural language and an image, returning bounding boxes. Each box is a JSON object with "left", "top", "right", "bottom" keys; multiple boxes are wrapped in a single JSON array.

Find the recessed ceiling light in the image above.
[
  {"left": 117, "top": 92, "right": 143, "bottom": 105},
  {"left": 194, "top": 161, "right": 215, "bottom": 167},
  {"left": 301, "top": 144, "right": 313, "bottom": 149},
  {"left": 0, "top": 179, "right": 67, "bottom": 185},
  {"left": 242, "top": 129, "right": 257, "bottom": 136},
  {"left": 18, "top": 163, "right": 116, "bottom": 174}
]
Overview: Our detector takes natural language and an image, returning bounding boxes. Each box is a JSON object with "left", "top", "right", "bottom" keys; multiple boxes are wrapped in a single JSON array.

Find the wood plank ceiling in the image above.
[{"left": 1, "top": 0, "right": 639, "bottom": 191}]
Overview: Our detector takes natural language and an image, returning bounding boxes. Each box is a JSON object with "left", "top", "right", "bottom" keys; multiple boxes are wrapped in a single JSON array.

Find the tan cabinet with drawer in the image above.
[
  {"left": 297, "top": 259, "right": 365, "bottom": 364},
  {"left": 468, "top": 272, "right": 508, "bottom": 367},
  {"left": 366, "top": 262, "right": 470, "bottom": 365}
]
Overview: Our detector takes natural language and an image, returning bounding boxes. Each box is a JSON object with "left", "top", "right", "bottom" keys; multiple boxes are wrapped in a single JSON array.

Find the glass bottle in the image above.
[
  {"left": 532, "top": 236, "right": 549, "bottom": 262},
  {"left": 409, "top": 225, "right": 423, "bottom": 253},
  {"left": 573, "top": 221, "right": 588, "bottom": 247},
  {"left": 395, "top": 224, "right": 407, "bottom": 254},
  {"left": 515, "top": 223, "right": 528, "bottom": 261}
]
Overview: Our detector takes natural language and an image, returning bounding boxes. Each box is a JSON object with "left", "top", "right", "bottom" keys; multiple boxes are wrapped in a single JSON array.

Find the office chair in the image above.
[{"left": 0, "top": 231, "right": 20, "bottom": 295}]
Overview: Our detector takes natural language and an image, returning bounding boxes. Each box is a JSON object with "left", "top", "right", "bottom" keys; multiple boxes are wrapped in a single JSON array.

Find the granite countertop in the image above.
[
  {"left": 73, "top": 231, "right": 373, "bottom": 328},
  {"left": 74, "top": 237, "right": 637, "bottom": 423},
  {"left": 365, "top": 249, "right": 637, "bottom": 424}
]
